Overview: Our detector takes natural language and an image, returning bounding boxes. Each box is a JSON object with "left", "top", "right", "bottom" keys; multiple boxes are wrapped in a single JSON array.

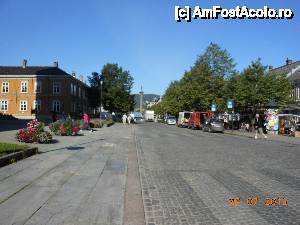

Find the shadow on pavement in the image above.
[
  {"left": 66, "top": 146, "right": 85, "bottom": 151},
  {"left": 0, "top": 120, "right": 30, "bottom": 132}
]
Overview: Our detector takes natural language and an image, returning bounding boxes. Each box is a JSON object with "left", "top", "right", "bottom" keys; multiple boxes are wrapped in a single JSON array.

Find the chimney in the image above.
[
  {"left": 286, "top": 58, "right": 293, "bottom": 65},
  {"left": 22, "top": 59, "right": 27, "bottom": 68},
  {"left": 53, "top": 61, "right": 58, "bottom": 67},
  {"left": 79, "top": 75, "right": 84, "bottom": 82},
  {"left": 269, "top": 65, "right": 273, "bottom": 70},
  {"left": 72, "top": 71, "right": 76, "bottom": 78}
]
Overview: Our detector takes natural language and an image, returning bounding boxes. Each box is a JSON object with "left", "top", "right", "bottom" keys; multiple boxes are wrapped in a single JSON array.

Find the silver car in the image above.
[
  {"left": 166, "top": 116, "right": 176, "bottom": 125},
  {"left": 202, "top": 119, "right": 224, "bottom": 133}
]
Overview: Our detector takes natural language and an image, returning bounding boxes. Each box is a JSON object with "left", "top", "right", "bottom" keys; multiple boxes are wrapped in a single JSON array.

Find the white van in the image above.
[
  {"left": 144, "top": 110, "right": 154, "bottom": 121},
  {"left": 178, "top": 111, "right": 191, "bottom": 127}
]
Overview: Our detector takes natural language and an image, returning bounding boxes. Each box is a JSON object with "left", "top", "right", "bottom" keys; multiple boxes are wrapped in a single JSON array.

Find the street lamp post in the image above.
[{"left": 100, "top": 79, "right": 103, "bottom": 123}]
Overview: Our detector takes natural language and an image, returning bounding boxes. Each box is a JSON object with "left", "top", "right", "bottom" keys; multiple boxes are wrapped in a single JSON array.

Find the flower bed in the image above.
[
  {"left": 49, "top": 119, "right": 81, "bottom": 136},
  {"left": 16, "top": 119, "right": 53, "bottom": 143}
]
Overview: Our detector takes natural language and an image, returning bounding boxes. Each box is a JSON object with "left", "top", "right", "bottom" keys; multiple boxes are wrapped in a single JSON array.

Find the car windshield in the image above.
[
  {"left": 133, "top": 112, "right": 143, "bottom": 117},
  {"left": 211, "top": 119, "right": 222, "bottom": 123},
  {"left": 184, "top": 113, "right": 191, "bottom": 119},
  {"left": 168, "top": 116, "right": 176, "bottom": 119}
]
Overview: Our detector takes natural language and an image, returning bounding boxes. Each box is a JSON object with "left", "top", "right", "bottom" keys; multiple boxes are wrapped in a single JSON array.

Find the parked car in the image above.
[
  {"left": 177, "top": 111, "right": 191, "bottom": 127},
  {"left": 188, "top": 112, "right": 212, "bottom": 129},
  {"left": 130, "top": 112, "right": 144, "bottom": 123},
  {"left": 202, "top": 118, "right": 224, "bottom": 133},
  {"left": 166, "top": 116, "right": 176, "bottom": 125}
]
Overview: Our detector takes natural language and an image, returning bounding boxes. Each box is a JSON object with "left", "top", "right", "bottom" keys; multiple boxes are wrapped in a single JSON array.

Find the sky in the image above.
[{"left": 0, "top": 0, "right": 299, "bottom": 95}]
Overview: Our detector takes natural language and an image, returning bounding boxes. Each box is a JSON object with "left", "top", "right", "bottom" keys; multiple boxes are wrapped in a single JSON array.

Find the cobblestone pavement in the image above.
[
  {"left": 134, "top": 123, "right": 300, "bottom": 225},
  {"left": 0, "top": 124, "right": 132, "bottom": 225}
]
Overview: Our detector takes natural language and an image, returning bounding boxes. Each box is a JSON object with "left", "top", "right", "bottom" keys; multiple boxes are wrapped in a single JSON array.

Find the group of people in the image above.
[
  {"left": 239, "top": 114, "right": 268, "bottom": 139},
  {"left": 122, "top": 114, "right": 132, "bottom": 124}
]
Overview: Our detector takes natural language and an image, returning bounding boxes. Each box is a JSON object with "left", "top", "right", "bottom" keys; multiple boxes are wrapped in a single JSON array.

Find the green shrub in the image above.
[{"left": 37, "top": 131, "right": 53, "bottom": 143}]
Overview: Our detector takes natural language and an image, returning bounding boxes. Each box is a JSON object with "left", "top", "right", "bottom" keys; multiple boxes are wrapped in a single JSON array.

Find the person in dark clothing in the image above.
[
  {"left": 254, "top": 114, "right": 267, "bottom": 139},
  {"left": 52, "top": 111, "right": 58, "bottom": 122}
]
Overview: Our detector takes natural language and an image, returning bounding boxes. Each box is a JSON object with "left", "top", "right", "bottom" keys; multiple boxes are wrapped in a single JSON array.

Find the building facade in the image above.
[
  {"left": 270, "top": 58, "right": 300, "bottom": 115},
  {"left": 0, "top": 60, "right": 89, "bottom": 120}
]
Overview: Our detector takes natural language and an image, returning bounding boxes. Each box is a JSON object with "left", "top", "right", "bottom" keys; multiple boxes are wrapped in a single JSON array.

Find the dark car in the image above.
[{"left": 202, "top": 119, "right": 224, "bottom": 133}]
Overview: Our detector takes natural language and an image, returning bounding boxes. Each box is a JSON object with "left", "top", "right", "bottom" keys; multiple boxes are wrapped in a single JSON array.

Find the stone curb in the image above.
[
  {"left": 0, "top": 147, "right": 38, "bottom": 168},
  {"left": 224, "top": 130, "right": 300, "bottom": 145}
]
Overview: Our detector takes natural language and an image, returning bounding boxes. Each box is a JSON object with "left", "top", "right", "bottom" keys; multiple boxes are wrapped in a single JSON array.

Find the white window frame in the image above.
[
  {"left": 20, "top": 100, "right": 28, "bottom": 111},
  {"left": 53, "top": 82, "right": 61, "bottom": 94},
  {"left": 52, "top": 100, "right": 61, "bottom": 112},
  {"left": 0, "top": 100, "right": 8, "bottom": 111},
  {"left": 20, "top": 81, "right": 28, "bottom": 93},
  {"left": 73, "top": 84, "right": 77, "bottom": 96},
  {"left": 35, "top": 80, "right": 42, "bottom": 93},
  {"left": 1, "top": 82, "right": 9, "bottom": 93},
  {"left": 33, "top": 100, "right": 42, "bottom": 112}
]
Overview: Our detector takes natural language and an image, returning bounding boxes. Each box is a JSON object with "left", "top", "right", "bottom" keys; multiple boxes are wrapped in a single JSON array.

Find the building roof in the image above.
[
  {"left": 0, "top": 66, "right": 69, "bottom": 76},
  {"left": 270, "top": 60, "right": 300, "bottom": 81}
]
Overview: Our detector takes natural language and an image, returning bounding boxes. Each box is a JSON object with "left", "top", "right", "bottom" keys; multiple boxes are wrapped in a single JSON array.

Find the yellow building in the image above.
[{"left": 0, "top": 60, "right": 89, "bottom": 120}]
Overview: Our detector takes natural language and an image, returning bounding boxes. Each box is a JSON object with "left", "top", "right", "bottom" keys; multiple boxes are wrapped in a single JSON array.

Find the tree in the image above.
[
  {"left": 195, "top": 42, "right": 236, "bottom": 79},
  {"left": 88, "top": 63, "right": 135, "bottom": 113},
  {"left": 88, "top": 72, "right": 101, "bottom": 109},
  {"left": 157, "top": 43, "right": 236, "bottom": 115},
  {"left": 225, "top": 59, "right": 294, "bottom": 113}
]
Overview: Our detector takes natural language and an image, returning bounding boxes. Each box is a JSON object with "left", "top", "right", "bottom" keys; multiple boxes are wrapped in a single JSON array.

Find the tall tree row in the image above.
[{"left": 153, "top": 43, "right": 293, "bottom": 116}]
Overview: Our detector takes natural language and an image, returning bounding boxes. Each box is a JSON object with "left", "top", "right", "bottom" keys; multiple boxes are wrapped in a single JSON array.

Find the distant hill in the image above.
[{"left": 133, "top": 94, "right": 160, "bottom": 110}]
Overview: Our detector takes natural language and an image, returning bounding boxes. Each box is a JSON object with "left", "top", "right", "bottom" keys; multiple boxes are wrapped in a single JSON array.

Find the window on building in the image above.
[
  {"left": 73, "top": 85, "right": 77, "bottom": 96},
  {"left": 1, "top": 82, "right": 9, "bottom": 93},
  {"left": 35, "top": 80, "right": 42, "bottom": 93},
  {"left": 33, "top": 100, "right": 42, "bottom": 112},
  {"left": 70, "top": 83, "right": 73, "bottom": 95},
  {"left": 296, "top": 84, "right": 300, "bottom": 100},
  {"left": 78, "top": 87, "right": 81, "bottom": 97},
  {"left": 21, "top": 81, "right": 28, "bottom": 93},
  {"left": 53, "top": 82, "right": 61, "bottom": 94},
  {"left": 72, "top": 102, "right": 76, "bottom": 112},
  {"left": 0, "top": 100, "right": 8, "bottom": 111},
  {"left": 20, "top": 100, "right": 27, "bottom": 111},
  {"left": 52, "top": 100, "right": 60, "bottom": 112}
]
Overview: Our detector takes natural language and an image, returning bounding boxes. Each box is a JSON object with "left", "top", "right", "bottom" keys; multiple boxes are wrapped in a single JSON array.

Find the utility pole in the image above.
[{"left": 139, "top": 85, "right": 144, "bottom": 112}]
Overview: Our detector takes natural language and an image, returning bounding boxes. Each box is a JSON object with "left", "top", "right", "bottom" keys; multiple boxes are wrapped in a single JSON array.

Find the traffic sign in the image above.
[
  {"left": 227, "top": 100, "right": 233, "bottom": 109},
  {"left": 211, "top": 104, "right": 216, "bottom": 112}
]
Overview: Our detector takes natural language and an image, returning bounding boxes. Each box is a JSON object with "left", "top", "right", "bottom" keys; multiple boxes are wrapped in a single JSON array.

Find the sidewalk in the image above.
[
  {"left": 224, "top": 129, "right": 300, "bottom": 145},
  {"left": 0, "top": 123, "right": 143, "bottom": 225}
]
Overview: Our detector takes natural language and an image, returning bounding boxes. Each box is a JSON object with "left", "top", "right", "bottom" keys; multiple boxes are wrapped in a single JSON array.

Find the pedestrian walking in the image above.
[
  {"left": 122, "top": 114, "right": 127, "bottom": 124},
  {"left": 127, "top": 114, "right": 132, "bottom": 124},
  {"left": 83, "top": 112, "right": 91, "bottom": 132},
  {"left": 254, "top": 114, "right": 267, "bottom": 139}
]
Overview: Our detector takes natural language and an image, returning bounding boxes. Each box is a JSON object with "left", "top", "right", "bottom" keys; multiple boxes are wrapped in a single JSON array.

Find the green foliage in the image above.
[
  {"left": 49, "top": 119, "right": 80, "bottom": 136},
  {"left": 0, "top": 143, "right": 28, "bottom": 157},
  {"left": 224, "top": 59, "right": 293, "bottom": 113},
  {"left": 159, "top": 43, "right": 235, "bottom": 115},
  {"left": 158, "top": 44, "right": 293, "bottom": 116},
  {"left": 88, "top": 63, "right": 135, "bottom": 113}
]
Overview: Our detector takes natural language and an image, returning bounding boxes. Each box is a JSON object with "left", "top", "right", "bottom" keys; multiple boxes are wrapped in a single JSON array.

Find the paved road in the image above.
[
  {"left": 134, "top": 122, "right": 300, "bottom": 225},
  {"left": 0, "top": 124, "right": 132, "bottom": 225}
]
